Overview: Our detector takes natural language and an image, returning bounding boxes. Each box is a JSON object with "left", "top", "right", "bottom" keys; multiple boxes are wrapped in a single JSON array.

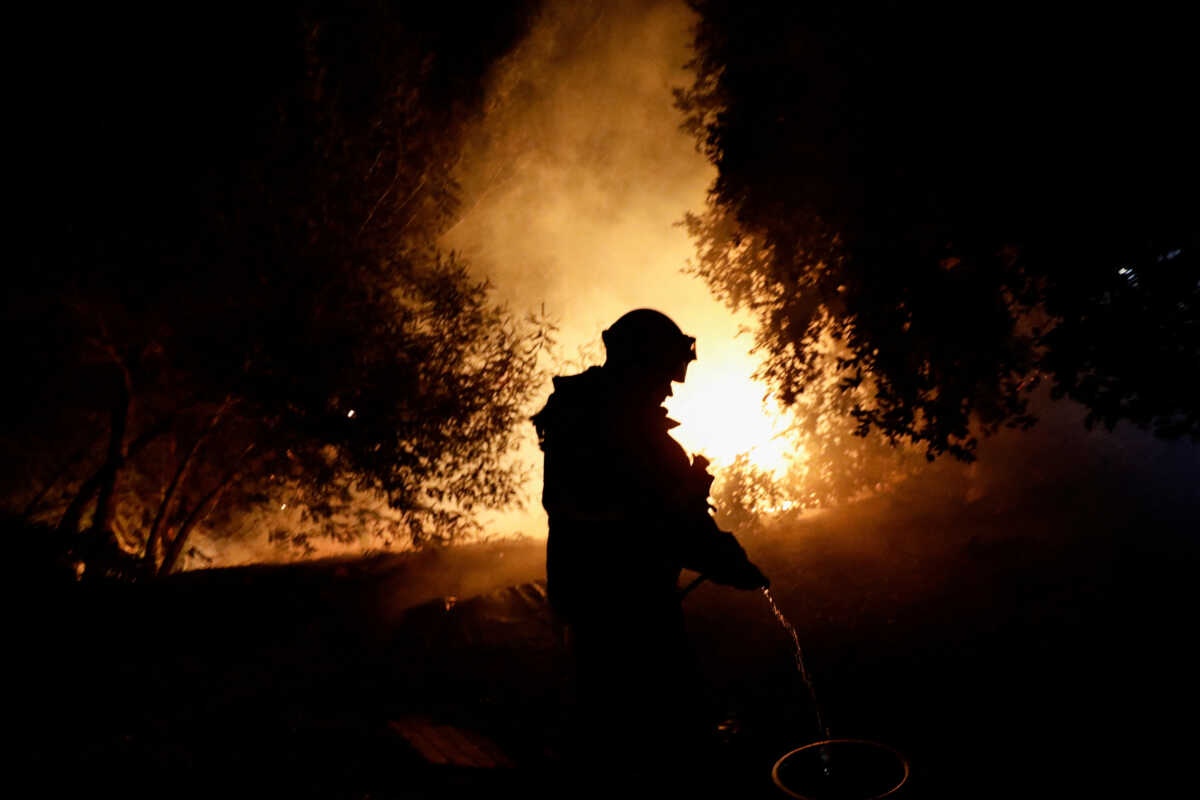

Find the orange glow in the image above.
[
  {"left": 667, "top": 349, "right": 799, "bottom": 476},
  {"left": 438, "top": 0, "right": 809, "bottom": 538}
]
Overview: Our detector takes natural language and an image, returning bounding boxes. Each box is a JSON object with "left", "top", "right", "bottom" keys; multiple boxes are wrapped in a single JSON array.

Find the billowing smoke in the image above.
[
  {"left": 442, "top": 0, "right": 1199, "bottom": 549},
  {"left": 443, "top": 0, "right": 783, "bottom": 538}
]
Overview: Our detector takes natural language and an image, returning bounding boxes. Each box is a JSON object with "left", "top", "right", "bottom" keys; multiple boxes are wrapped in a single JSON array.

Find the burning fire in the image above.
[{"left": 666, "top": 350, "right": 797, "bottom": 477}]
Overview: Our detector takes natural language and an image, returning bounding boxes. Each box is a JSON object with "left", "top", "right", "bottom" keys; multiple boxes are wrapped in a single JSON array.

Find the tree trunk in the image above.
[
  {"left": 54, "top": 470, "right": 106, "bottom": 539},
  {"left": 54, "top": 408, "right": 186, "bottom": 537},
  {"left": 158, "top": 445, "right": 254, "bottom": 576},
  {"left": 93, "top": 366, "right": 133, "bottom": 537},
  {"left": 21, "top": 434, "right": 104, "bottom": 520},
  {"left": 142, "top": 437, "right": 202, "bottom": 573},
  {"left": 156, "top": 476, "right": 234, "bottom": 577},
  {"left": 142, "top": 401, "right": 231, "bottom": 571}
]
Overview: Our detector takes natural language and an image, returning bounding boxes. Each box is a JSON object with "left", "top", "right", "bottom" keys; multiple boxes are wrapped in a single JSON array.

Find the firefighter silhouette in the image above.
[{"left": 531, "top": 308, "right": 768, "bottom": 780}]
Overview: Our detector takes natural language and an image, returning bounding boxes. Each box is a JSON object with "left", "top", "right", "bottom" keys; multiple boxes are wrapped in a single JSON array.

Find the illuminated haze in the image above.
[
  {"left": 443, "top": 0, "right": 792, "bottom": 538},
  {"left": 184, "top": 0, "right": 1197, "bottom": 568}
]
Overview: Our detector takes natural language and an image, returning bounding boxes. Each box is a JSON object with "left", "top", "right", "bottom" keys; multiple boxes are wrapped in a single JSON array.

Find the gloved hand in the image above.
[{"left": 703, "top": 532, "right": 770, "bottom": 590}]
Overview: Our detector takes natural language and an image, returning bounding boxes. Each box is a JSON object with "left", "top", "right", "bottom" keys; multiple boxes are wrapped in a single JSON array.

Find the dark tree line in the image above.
[
  {"left": 677, "top": 0, "right": 1198, "bottom": 462},
  {"left": 7, "top": 1, "right": 547, "bottom": 577}
]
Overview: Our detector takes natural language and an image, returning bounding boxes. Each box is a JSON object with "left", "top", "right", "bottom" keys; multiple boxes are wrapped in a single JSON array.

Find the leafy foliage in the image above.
[
  {"left": 7, "top": 1, "right": 544, "bottom": 573},
  {"left": 678, "top": 0, "right": 1199, "bottom": 460},
  {"left": 710, "top": 359, "right": 925, "bottom": 530}
]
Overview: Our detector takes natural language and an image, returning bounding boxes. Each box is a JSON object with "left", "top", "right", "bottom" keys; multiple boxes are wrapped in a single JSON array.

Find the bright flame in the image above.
[{"left": 666, "top": 355, "right": 797, "bottom": 476}]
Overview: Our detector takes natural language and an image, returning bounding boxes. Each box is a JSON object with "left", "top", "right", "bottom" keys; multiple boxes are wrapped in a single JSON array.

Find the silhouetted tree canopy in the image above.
[
  {"left": 678, "top": 0, "right": 1198, "bottom": 460},
  {"left": 8, "top": 1, "right": 544, "bottom": 574}
]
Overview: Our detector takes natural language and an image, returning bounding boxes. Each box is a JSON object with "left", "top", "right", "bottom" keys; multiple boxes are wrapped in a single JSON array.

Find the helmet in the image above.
[{"left": 602, "top": 308, "right": 697, "bottom": 382}]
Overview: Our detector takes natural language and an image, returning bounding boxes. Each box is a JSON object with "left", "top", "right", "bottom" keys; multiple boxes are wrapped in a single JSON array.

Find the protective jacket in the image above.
[{"left": 531, "top": 366, "right": 760, "bottom": 623}]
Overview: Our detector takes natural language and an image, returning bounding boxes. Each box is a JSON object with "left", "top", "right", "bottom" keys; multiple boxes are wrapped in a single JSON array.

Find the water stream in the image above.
[
  {"left": 762, "top": 587, "right": 830, "bottom": 740},
  {"left": 761, "top": 589, "right": 913, "bottom": 796},
  {"left": 763, "top": 587, "right": 835, "bottom": 778}
]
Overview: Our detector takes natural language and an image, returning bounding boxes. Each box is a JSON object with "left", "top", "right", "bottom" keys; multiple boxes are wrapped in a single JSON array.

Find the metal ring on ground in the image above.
[{"left": 771, "top": 738, "right": 910, "bottom": 800}]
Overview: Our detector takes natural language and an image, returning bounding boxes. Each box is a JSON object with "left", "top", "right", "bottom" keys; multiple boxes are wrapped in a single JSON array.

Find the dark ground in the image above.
[{"left": 16, "top": 459, "right": 1198, "bottom": 798}]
